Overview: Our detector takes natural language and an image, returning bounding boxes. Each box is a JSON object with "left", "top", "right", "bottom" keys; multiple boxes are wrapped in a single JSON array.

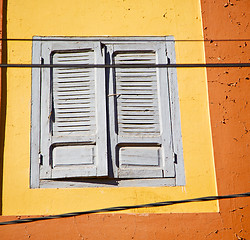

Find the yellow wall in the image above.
[{"left": 3, "top": 0, "right": 218, "bottom": 215}]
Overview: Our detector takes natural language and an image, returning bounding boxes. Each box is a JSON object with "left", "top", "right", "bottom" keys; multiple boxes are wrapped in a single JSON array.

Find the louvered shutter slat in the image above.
[
  {"left": 116, "top": 52, "right": 160, "bottom": 136},
  {"left": 53, "top": 51, "right": 95, "bottom": 136}
]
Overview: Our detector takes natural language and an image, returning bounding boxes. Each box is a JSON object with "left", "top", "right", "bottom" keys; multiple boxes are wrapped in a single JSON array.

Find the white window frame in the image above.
[{"left": 30, "top": 36, "right": 185, "bottom": 188}]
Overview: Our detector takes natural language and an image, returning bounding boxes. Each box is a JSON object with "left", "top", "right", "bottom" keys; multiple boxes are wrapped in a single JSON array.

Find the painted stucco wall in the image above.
[
  {"left": 1, "top": 0, "right": 217, "bottom": 215},
  {"left": 0, "top": 0, "right": 249, "bottom": 239}
]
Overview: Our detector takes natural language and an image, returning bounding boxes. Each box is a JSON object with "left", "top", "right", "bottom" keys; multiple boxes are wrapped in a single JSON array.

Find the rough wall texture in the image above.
[
  {"left": 0, "top": 0, "right": 3, "bottom": 215},
  {"left": 0, "top": 0, "right": 249, "bottom": 239},
  {"left": 201, "top": 0, "right": 250, "bottom": 238},
  {"left": 1, "top": 0, "right": 218, "bottom": 215}
]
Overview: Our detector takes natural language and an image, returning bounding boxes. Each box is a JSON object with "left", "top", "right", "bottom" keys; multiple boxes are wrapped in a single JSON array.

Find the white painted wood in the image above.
[
  {"left": 106, "top": 44, "right": 118, "bottom": 178},
  {"left": 52, "top": 51, "right": 96, "bottom": 137},
  {"left": 52, "top": 135, "right": 96, "bottom": 143},
  {"left": 107, "top": 42, "right": 175, "bottom": 179},
  {"left": 38, "top": 41, "right": 108, "bottom": 179},
  {"left": 31, "top": 36, "right": 184, "bottom": 188},
  {"left": 40, "top": 177, "right": 176, "bottom": 188},
  {"left": 157, "top": 42, "right": 175, "bottom": 177},
  {"left": 118, "top": 169, "right": 163, "bottom": 179},
  {"left": 115, "top": 50, "right": 160, "bottom": 137},
  {"left": 165, "top": 36, "right": 185, "bottom": 185},
  {"left": 30, "top": 36, "right": 42, "bottom": 188},
  {"left": 119, "top": 147, "right": 160, "bottom": 166},
  {"left": 117, "top": 136, "right": 161, "bottom": 144},
  {"left": 51, "top": 166, "right": 97, "bottom": 179},
  {"left": 52, "top": 145, "right": 94, "bottom": 166},
  {"left": 39, "top": 41, "right": 53, "bottom": 179},
  {"left": 95, "top": 43, "right": 108, "bottom": 176}
]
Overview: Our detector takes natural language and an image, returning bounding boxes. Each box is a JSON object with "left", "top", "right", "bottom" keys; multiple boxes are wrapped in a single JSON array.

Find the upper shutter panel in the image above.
[
  {"left": 52, "top": 51, "right": 96, "bottom": 137},
  {"left": 108, "top": 43, "right": 175, "bottom": 179},
  {"left": 40, "top": 42, "right": 107, "bottom": 179},
  {"left": 115, "top": 52, "right": 160, "bottom": 136}
]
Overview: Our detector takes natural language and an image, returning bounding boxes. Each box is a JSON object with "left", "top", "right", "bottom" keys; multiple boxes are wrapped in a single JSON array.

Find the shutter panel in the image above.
[
  {"left": 52, "top": 51, "right": 96, "bottom": 137},
  {"left": 116, "top": 52, "right": 160, "bottom": 136},
  {"left": 108, "top": 43, "right": 175, "bottom": 178},
  {"left": 40, "top": 41, "right": 107, "bottom": 179}
]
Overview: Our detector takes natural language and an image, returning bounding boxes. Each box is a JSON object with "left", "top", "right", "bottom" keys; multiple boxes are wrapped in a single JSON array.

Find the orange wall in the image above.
[
  {"left": 0, "top": 0, "right": 249, "bottom": 239},
  {"left": 0, "top": 0, "right": 3, "bottom": 215}
]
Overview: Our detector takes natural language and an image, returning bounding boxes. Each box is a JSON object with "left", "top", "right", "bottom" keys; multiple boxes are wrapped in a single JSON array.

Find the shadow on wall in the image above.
[{"left": 0, "top": 0, "right": 8, "bottom": 215}]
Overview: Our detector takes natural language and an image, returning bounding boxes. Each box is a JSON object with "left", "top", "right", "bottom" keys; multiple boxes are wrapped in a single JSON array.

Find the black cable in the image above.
[
  {"left": 0, "top": 63, "right": 249, "bottom": 68},
  {"left": 0, "top": 192, "right": 249, "bottom": 226},
  {"left": 0, "top": 38, "right": 250, "bottom": 42}
]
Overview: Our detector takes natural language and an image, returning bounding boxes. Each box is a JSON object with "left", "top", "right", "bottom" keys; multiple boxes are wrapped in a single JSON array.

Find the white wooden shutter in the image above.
[
  {"left": 108, "top": 43, "right": 175, "bottom": 178},
  {"left": 40, "top": 41, "right": 107, "bottom": 179}
]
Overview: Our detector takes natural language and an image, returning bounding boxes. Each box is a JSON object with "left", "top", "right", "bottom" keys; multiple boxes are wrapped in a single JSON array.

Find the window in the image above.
[{"left": 30, "top": 37, "right": 185, "bottom": 188}]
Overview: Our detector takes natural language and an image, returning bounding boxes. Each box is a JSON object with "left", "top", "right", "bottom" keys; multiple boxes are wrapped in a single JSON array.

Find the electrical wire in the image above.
[
  {"left": 0, "top": 192, "right": 249, "bottom": 226},
  {"left": 0, "top": 38, "right": 250, "bottom": 42},
  {"left": 0, "top": 38, "right": 248, "bottom": 226},
  {"left": 0, "top": 63, "right": 249, "bottom": 68}
]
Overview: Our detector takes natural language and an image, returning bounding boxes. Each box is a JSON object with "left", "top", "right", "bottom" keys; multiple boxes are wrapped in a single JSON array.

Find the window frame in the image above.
[{"left": 30, "top": 36, "right": 185, "bottom": 188}]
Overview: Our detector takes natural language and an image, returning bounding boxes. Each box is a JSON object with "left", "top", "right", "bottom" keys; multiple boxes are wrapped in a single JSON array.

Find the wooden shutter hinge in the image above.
[
  {"left": 39, "top": 153, "right": 43, "bottom": 165},
  {"left": 40, "top": 57, "right": 44, "bottom": 64},
  {"left": 173, "top": 152, "right": 177, "bottom": 164},
  {"left": 100, "top": 43, "right": 105, "bottom": 56}
]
